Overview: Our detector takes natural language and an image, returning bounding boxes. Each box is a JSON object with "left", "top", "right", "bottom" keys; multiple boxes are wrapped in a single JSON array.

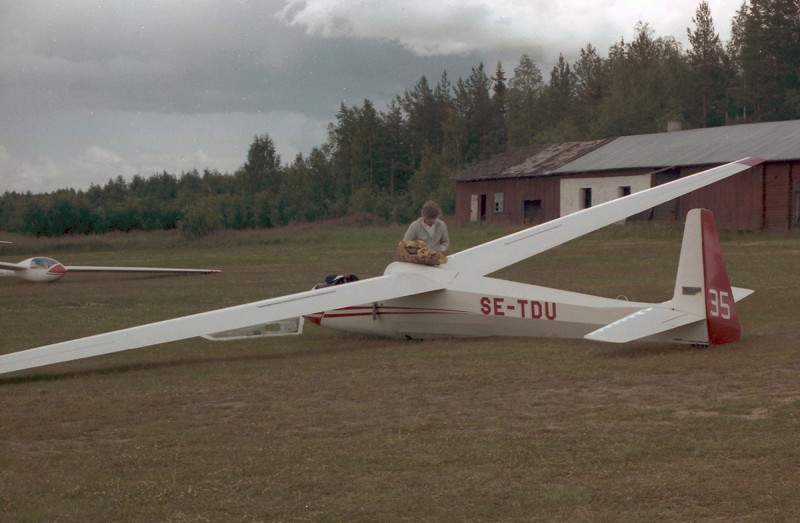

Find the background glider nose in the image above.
[{"left": 47, "top": 263, "right": 67, "bottom": 275}]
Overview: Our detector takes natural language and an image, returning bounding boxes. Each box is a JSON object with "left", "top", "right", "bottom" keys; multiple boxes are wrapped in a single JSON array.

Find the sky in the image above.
[{"left": 0, "top": 0, "right": 744, "bottom": 194}]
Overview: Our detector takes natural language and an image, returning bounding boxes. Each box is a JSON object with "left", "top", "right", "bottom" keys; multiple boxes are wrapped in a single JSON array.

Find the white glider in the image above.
[
  {"left": 0, "top": 256, "right": 220, "bottom": 283},
  {"left": 0, "top": 157, "right": 764, "bottom": 375}
]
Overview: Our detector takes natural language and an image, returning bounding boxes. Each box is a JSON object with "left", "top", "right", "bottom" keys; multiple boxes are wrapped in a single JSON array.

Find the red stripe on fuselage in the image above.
[{"left": 304, "top": 305, "right": 469, "bottom": 322}]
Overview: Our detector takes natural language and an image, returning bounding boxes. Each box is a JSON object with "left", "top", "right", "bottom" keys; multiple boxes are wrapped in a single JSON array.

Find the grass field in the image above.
[{"left": 1, "top": 220, "right": 799, "bottom": 521}]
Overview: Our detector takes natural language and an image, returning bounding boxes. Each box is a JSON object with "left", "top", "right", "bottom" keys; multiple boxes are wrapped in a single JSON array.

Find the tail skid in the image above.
[{"left": 587, "top": 209, "right": 751, "bottom": 345}]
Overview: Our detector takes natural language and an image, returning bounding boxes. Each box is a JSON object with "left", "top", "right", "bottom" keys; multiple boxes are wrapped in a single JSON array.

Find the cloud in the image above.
[
  {"left": 1, "top": 109, "right": 332, "bottom": 193},
  {"left": 0, "top": 145, "right": 64, "bottom": 194},
  {"left": 1, "top": 144, "right": 136, "bottom": 193},
  {"left": 278, "top": 1, "right": 528, "bottom": 56},
  {"left": 0, "top": 144, "right": 232, "bottom": 193},
  {"left": 277, "top": 0, "right": 740, "bottom": 60},
  {"left": 0, "top": 1, "right": 745, "bottom": 194}
]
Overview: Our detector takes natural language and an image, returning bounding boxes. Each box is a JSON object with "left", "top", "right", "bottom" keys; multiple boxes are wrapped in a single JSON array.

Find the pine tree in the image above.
[
  {"left": 487, "top": 61, "right": 509, "bottom": 156},
  {"left": 241, "top": 134, "right": 281, "bottom": 194},
  {"left": 573, "top": 44, "right": 606, "bottom": 137},
  {"left": 687, "top": 1, "right": 727, "bottom": 127},
  {"left": 507, "top": 54, "right": 544, "bottom": 146},
  {"left": 728, "top": 0, "right": 800, "bottom": 121},
  {"left": 462, "top": 63, "right": 494, "bottom": 162},
  {"left": 595, "top": 23, "right": 687, "bottom": 136},
  {"left": 400, "top": 76, "right": 445, "bottom": 165},
  {"left": 539, "top": 54, "right": 577, "bottom": 141}
]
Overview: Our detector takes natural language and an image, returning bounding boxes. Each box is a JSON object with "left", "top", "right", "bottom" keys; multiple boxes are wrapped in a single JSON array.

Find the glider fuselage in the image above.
[
  {"left": 305, "top": 283, "right": 706, "bottom": 344},
  {"left": 0, "top": 257, "right": 67, "bottom": 282}
]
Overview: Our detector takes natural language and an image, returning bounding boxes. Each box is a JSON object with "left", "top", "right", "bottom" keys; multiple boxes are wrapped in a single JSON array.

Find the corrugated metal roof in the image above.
[
  {"left": 557, "top": 119, "right": 800, "bottom": 173},
  {"left": 454, "top": 139, "right": 610, "bottom": 181}
]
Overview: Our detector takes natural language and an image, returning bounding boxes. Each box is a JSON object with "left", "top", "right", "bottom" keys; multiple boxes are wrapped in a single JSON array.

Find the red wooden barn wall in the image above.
[
  {"left": 455, "top": 162, "right": 798, "bottom": 231},
  {"left": 679, "top": 164, "right": 763, "bottom": 231}
]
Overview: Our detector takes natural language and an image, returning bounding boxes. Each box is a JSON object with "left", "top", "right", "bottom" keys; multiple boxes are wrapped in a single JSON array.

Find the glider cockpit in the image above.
[{"left": 29, "top": 257, "right": 66, "bottom": 271}]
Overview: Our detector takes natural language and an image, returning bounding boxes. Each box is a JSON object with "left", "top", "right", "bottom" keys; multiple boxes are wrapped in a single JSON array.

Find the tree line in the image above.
[{"left": 2, "top": 1, "right": 799, "bottom": 237}]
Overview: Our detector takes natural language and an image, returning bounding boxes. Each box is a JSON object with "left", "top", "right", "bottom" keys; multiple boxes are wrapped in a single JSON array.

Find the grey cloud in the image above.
[{"left": 0, "top": 0, "right": 743, "bottom": 194}]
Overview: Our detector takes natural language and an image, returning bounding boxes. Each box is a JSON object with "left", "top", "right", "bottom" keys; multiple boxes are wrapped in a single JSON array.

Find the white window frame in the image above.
[{"left": 494, "top": 192, "right": 504, "bottom": 213}]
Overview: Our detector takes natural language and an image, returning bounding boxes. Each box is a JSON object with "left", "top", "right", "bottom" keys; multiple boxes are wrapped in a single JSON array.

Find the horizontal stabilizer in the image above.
[
  {"left": 731, "top": 286, "right": 754, "bottom": 302},
  {"left": 585, "top": 307, "right": 704, "bottom": 344}
]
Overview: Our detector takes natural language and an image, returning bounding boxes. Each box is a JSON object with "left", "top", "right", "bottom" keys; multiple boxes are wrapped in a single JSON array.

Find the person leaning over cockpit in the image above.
[{"left": 403, "top": 200, "right": 449, "bottom": 252}]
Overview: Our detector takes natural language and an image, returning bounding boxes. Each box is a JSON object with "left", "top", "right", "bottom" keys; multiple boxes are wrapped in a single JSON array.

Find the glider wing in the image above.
[
  {"left": 0, "top": 268, "right": 447, "bottom": 374},
  {"left": 443, "top": 158, "right": 764, "bottom": 277},
  {"left": 0, "top": 261, "right": 25, "bottom": 271},
  {"left": 65, "top": 265, "right": 220, "bottom": 274}
]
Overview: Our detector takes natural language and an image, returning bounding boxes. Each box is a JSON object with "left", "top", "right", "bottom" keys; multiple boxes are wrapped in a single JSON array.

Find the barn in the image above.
[{"left": 454, "top": 119, "right": 800, "bottom": 232}]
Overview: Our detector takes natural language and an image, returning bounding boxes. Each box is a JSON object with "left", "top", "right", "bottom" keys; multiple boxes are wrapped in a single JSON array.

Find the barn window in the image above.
[
  {"left": 619, "top": 186, "right": 632, "bottom": 197},
  {"left": 581, "top": 188, "right": 592, "bottom": 209},
  {"left": 494, "top": 192, "right": 504, "bottom": 213}
]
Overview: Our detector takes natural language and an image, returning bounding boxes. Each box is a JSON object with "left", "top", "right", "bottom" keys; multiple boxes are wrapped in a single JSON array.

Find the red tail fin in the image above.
[{"left": 700, "top": 209, "right": 741, "bottom": 344}]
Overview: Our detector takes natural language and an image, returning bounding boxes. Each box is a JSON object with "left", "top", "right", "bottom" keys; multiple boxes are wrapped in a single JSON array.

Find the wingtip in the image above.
[{"left": 738, "top": 157, "right": 766, "bottom": 167}]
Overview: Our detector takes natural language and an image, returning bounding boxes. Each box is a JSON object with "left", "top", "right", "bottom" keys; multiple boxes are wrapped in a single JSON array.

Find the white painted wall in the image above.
[{"left": 559, "top": 174, "right": 652, "bottom": 216}]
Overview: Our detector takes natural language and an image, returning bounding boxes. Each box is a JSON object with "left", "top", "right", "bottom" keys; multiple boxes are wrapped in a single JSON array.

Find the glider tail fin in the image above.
[
  {"left": 586, "top": 208, "right": 752, "bottom": 345},
  {"left": 672, "top": 208, "right": 748, "bottom": 345}
]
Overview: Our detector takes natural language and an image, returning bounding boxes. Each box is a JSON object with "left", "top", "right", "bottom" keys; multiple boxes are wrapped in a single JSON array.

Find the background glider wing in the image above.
[
  {"left": 443, "top": 157, "right": 764, "bottom": 277},
  {"left": 0, "top": 270, "right": 446, "bottom": 375},
  {"left": 65, "top": 265, "right": 220, "bottom": 274}
]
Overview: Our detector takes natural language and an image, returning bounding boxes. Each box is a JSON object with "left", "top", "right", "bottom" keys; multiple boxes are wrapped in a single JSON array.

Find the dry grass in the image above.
[{"left": 1, "top": 222, "right": 799, "bottom": 521}]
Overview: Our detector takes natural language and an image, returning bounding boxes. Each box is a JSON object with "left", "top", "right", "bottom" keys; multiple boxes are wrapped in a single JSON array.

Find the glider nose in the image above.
[{"left": 47, "top": 263, "right": 67, "bottom": 275}]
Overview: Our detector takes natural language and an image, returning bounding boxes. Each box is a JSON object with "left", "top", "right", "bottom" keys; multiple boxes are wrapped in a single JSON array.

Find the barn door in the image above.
[
  {"left": 524, "top": 200, "right": 543, "bottom": 225},
  {"left": 794, "top": 181, "right": 800, "bottom": 230},
  {"left": 470, "top": 194, "right": 479, "bottom": 222},
  {"left": 763, "top": 164, "right": 791, "bottom": 232}
]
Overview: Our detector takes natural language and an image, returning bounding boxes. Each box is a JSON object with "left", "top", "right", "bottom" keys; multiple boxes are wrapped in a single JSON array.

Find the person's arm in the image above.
[
  {"left": 403, "top": 220, "right": 419, "bottom": 241},
  {"left": 438, "top": 223, "right": 450, "bottom": 252}
]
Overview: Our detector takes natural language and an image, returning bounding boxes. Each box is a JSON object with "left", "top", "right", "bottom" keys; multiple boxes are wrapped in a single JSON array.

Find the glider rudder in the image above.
[{"left": 699, "top": 209, "right": 742, "bottom": 344}]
